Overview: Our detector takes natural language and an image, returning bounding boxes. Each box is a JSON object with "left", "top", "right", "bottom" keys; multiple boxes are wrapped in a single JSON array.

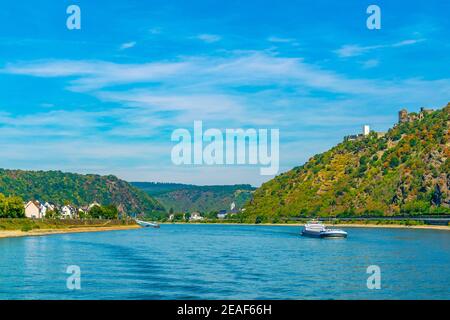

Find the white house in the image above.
[
  {"left": 44, "top": 202, "right": 55, "bottom": 211},
  {"left": 24, "top": 201, "right": 41, "bottom": 219},
  {"left": 189, "top": 212, "right": 204, "bottom": 221},
  {"left": 88, "top": 202, "right": 100, "bottom": 210},
  {"left": 39, "top": 204, "right": 47, "bottom": 217},
  {"left": 61, "top": 205, "right": 76, "bottom": 219},
  {"left": 217, "top": 210, "right": 228, "bottom": 219}
]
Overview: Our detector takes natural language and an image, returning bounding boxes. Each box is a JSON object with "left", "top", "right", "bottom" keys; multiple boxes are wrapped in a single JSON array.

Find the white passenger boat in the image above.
[
  {"left": 135, "top": 219, "right": 160, "bottom": 228},
  {"left": 301, "top": 219, "right": 347, "bottom": 238}
]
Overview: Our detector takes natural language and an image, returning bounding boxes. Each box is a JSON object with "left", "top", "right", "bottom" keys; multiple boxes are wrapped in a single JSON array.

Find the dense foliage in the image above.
[
  {"left": 88, "top": 204, "right": 119, "bottom": 219},
  {"left": 0, "top": 170, "right": 165, "bottom": 219},
  {"left": 244, "top": 104, "right": 450, "bottom": 222},
  {"left": 0, "top": 193, "right": 25, "bottom": 218},
  {"left": 132, "top": 182, "right": 255, "bottom": 213}
]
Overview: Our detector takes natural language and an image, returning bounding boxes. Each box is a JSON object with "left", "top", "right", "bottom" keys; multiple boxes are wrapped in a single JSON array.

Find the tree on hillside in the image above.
[
  {"left": 0, "top": 193, "right": 25, "bottom": 218},
  {"left": 89, "top": 204, "right": 119, "bottom": 219}
]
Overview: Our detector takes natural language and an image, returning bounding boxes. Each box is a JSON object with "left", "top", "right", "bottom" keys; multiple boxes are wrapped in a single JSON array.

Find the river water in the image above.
[{"left": 0, "top": 224, "right": 449, "bottom": 299}]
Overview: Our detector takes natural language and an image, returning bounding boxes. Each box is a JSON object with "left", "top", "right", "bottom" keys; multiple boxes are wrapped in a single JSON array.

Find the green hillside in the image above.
[
  {"left": 0, "top": 169, "right": 165, "bottom": 219},
  {"left": 132, "top": 182, "right": 255, "bottom": 213},
  {"left": 244, "top": 103, "right": 450, "bottom": 222}
]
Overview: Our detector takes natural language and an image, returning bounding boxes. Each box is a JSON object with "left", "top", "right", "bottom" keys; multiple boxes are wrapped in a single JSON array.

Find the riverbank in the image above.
[
  {"left": 329, "top": 223, "right": 450, "bottom": 231},
  {"left": 0, "top": 224, "right": 140, "bottom": 239},
  {"left": 0, "top": 218, "right": 140, "bottom": 239},
  {"left": 1, "top": 221, "right": 448, "bottom": 240},
  {"left": 162, "top": 221, "right": 450, "bottom": 231}
]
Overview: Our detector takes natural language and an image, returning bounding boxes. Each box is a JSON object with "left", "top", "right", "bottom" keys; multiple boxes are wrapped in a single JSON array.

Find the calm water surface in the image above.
[{"left": 0, "top": 224, "right": 449, "bottom": 299}]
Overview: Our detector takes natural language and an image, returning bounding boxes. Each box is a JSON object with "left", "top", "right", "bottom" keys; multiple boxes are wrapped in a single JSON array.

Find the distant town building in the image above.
[
  {"left": 88, "top": 202, "right": 101, "bottom": 210},
  {"left": 189, "top": 212, "right": 204, "bottom": 221},
  {"left": 24, "top": 201, "right": 41, "bottom": 219},
  {"left": 61, "top": 205, "right": 77, "bottom": 219},
  {"left": 39, "top": 202, "right": 55, "bottom": 217},
  {"left": 217, "top": 210, "right": 227, "bottom": 219},
  {"left": 43, "top": 202, "right": 55, "bottom": 212},
  {"left": 39, "top": 204, "right": 47, "bottom": 217}
]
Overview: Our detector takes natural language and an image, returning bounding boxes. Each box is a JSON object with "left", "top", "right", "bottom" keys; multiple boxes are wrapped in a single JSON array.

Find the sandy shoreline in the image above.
[{"left": 0, "top": 225, "right": 141, "bottom": 239}]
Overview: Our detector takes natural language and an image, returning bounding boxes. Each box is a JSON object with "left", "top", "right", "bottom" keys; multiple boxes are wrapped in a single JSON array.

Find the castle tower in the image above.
[
  {"left": 363, "top": 125, "right": 370, "bottom": 136},
  {"left": 398, "top": 109, "right": 408, "bottom": 123}
]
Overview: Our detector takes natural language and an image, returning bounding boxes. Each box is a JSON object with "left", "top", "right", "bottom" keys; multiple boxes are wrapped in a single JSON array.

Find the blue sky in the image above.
[{"left": 0, "top": 0, "right": 449, "bottom": 185}]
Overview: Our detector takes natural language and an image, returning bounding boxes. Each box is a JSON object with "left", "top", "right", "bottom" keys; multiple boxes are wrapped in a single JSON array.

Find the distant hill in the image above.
[
  {"left": 0, "top": 169, "right": 165, "bottom": 219},
  {"left": 131, "top": 182, "right": 255, "bottom": 213},
  {"left": 244, "top": 103, "right": 450, "bottom": 222}
]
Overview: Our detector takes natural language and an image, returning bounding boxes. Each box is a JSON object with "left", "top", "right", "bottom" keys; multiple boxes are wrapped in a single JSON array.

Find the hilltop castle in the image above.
[
  {"left": 344, "top": 106, "right": 439, "bottom": 143},
  {"left": 398, "top": 107, "right": 434, "bottom": 124},
  {"left": 344, "top": 125, "right": 372, "bottom": 142}
]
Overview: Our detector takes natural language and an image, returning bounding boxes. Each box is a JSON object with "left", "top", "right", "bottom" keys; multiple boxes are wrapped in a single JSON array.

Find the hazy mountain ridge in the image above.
[
  {"left": 243, "top": 103, "right": 450, "bottom": 222},
  {"left": 132, "top": 182, "right": 255, "bottom": 213}
]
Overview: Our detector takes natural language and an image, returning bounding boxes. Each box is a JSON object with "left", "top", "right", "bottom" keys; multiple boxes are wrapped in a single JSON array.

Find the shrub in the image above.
[{"left": 21, "top": 225, "right": 33, "bottom": 232}]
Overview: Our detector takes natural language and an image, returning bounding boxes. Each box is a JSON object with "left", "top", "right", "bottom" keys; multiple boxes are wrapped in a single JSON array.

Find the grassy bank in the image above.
[
  {"left": 0, "top": 218, "right": 137, "bottom": 232},
  {"left": 0, "top": 218, "right": 140, "bottom": 239}
]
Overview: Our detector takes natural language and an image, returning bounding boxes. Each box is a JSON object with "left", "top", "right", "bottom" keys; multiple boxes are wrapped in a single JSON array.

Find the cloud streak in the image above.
[
  {"left": 335, "top": 39, "right": 426, "bottom": 57},
  {"left": 196, "top": 34, "right": 221, "bottom": 43},
  {"left": 1, "top": 53, "right": 402, "bottom": 95},
  {"left": 119, "top": 41, "right": 136, "bottom": 50},
  {"left": 2, "top": 51, "right": 449, "bottom": 184}
]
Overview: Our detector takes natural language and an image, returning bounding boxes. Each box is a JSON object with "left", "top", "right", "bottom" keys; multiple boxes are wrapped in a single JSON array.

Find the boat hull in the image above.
[
  {"left": 301, "top": 230, "right": 323, "bottom": 238},
  {"left": 320, "top": 230, "right": 347, "bottom": 238},
  {"left": 301, "top": 229, "right": 347, "bottom": 238},
  {"left": 135, "top": 219, "right": 160, "bottom": 228}
]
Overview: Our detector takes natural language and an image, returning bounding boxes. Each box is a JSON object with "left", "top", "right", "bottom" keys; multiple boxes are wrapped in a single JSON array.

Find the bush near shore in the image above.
[{"left": 0, "top": 218, "right": 136, "bottom": 232}]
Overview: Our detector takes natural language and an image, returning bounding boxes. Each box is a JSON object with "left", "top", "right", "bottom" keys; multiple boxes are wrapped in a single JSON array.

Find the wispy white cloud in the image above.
[
  {"left": 2, "top": 54, "right": 391, "bottom": 97},
  {"left": 267, "top": 36, "right": 296, "bottom": 43},
  {"left": 2, "top": 51, "right": 449, "bottom": 184},
  {"left": 0, "top": 109, "right": 108, "bottom": 138},
  {"left": 3, "top": 51, "right": 449, "bottom": 102},
  {"left": 335, "top": 39, "right": 426, "bottom": 57},
  {"left": 361, "top": 59, "right": 379, "bottom": 69},
  {"left": 119, "top": 41, "right": 136, "bottom": 50},
  {"left": 2, "top": 60, "right": 192, "bottom": 91},
  {"left": 149, "top": 27, "right": 162, "bottom": 35},
  {"left": 196, "top": 34, "right": 221, "bottom": 43},
  {"left": 392, "top": 39, "right": 425, "bottom": 47}
]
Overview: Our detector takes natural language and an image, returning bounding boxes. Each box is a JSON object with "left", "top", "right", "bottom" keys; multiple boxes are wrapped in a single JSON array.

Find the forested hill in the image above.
[
  {"left": 132, "top": 182, "right": 255, "bottom": 213},
  {"left": 243, "top": 103, "right": 450, "bottom": 222},
  {"left": 0, "top": 169, "right": 165, "bottom": 218}
]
